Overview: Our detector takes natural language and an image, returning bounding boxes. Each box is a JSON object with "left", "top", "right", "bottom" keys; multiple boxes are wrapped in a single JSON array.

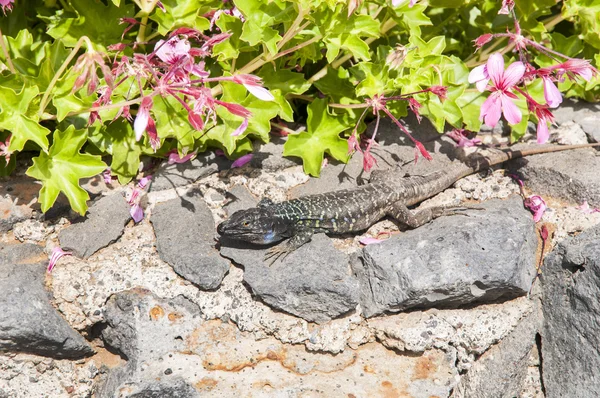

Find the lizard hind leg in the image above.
[
  {"left": 386, "top": 202, "right": 483, "bottom": 229},
  {"left": 264, "top": 228, "right": 314, "bottom": 266}
]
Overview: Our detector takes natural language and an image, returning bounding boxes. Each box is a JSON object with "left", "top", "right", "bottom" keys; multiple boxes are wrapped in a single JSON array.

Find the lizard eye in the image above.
[{"left": 242, "top": 221, "right": 250, "bottom": 227}]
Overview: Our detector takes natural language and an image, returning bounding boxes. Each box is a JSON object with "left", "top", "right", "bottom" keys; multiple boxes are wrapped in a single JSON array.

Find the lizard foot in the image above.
[
  {"left": 264, "top": 244, "right": 293, "bottom": 266},
  {"left": 437, "top": 204, "right": 485, "bottom": 218}
]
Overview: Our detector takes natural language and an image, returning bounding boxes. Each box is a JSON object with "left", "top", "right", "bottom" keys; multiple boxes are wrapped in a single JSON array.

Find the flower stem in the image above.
[{"left": 0, "top": 28, "right": 15, "bottom": 74}]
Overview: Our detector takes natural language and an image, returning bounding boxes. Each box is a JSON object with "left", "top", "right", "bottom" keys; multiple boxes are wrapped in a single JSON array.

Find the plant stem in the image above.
[
  {"left": 136, "top": 16, "right": 149, "bottom": 43},
  {"left": 271, "top": 121, "right": 305, "bottom": 135},
  {"left": 41, "top": 96, "right": 144, "bottom": 120},
  {"left": 38, "top": 36, "right": 89, "bottom": 117},
  {"left": 0, "top": 28, "right": 15, "bottom": 74}
]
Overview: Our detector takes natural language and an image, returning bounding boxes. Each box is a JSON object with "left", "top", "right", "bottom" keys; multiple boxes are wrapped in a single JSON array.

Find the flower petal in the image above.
[
  {"left": 359, "top": 236, "right": 383, "bottom": 245},
  {"left": 231, "top": 118, "right": 249, "bottom": 136},
  {"left": 244, "top": 84, "right": 274, "bottom": 101},
  {"left": 468, "top": 64, "right": 488, "bottom": 84},
  {"left": 536, "top": 119, "right": 549, "bottom": 144},
  {"left": 480, "top": 94, "right": 502, "bottom": 127},
  {"left": 476, "top": 78, "right": 489, "bottom": 93},
  {"left": 502, "top": 61, "right": 525, "bottom": 88},
  {"left": 543, "top": 77, "right": 563, "bottom": 108},
  {"left": 486, "top": 53, "right": 505, "bottom": 87},
  {"left": 231, "top": 153, "right": 253, "bottom": 168},
  {"left": 500, "top": 93, "right": 522, "bottom": 125}
]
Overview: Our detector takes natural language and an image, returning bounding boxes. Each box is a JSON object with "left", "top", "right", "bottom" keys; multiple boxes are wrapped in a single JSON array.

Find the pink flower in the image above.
[
  {"left": 576, "top": 201, "right": 600, "bottom": 214},
  {"left": 347, "top": 134, "right": 360, "bottom": 154},
  {"left": 48, "top": 247, "right": 72, "bottom": 273},
  {"left": 167, "top": 149, "right": 197, "bottom": 164},
  {"left": 474, "top": 34, "right": 493, "bottom": 50},
  {"left": 232, "top": 75, "right": 274, "bottom": 101},
  {"left": 414, "top": 141, "right": 432, "bottom": 162},
  {"left": 447, "top": 129, "right": 482, "bottom": 148},
  {"left": 137, "top": 175, "right": 152, "bottom": 189},
  {"left": 154, "top": 37, "right": 191, "bottom": 64},
  {"left": 542, "top": 77, "right": 562, "bottom": 108},
  {"left": 499, "top": 0, "right": 515, "bottom": 14},
  {"left": 231, "top": 153, "right": 253, "bottom": 168},
  {"left": 530, "top": 104, "right": 554, "bottom": 144},
  {"left": 359, "top": 236, "right": 383, "bottom": 245},
  {"left": 408, "top": 98, "right": 422, "bottom": 122},
  {"left": 362, "top": 149, "right": 377, "bottom": 171},
  {"left": 134, "top": 96, "right": 153, "bottom": 141},
  {"left": 216, "top": 100, "right": 252, "bottom": 118},
  {"left": 524, "top": 195, "right": 546, "bottom": 222},
  {"left": 429, "top": 85, "right": 448, "bottom": 101},
  {"left": 231, "top": 118, "right": 249, "bottom": 137},
  {"left": 557, "top": 59, "right": 595, "bottom": 82},
  {"left": 0, "top": 0, "right": 14, "bottom": 14},
  {"left": 476, "top": 53, "right": 525, "bottom": 127},
  {"left": 103, "top": 169, "right": 113, "bottom": 184},
  {"left": 0, "top": 134, "right": 12, "bottom": 165},
  {"left": 130, "top": 204, "right": 144, "bottom": 223},
  {"left": 146, "top": 117, "right": 160, "bottom": 151}
]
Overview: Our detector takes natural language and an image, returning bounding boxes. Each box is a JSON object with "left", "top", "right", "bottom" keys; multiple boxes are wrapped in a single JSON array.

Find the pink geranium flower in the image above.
[
  {"left": 542, "top": 77, "right": 562, "bottom": 108},
  {"left": 48, "top": 247, "right": 72, "bottom": 272},
  {"left": 470, "top": 53, "right": 525, "bottom": 127},
  {"left": 524, "top": 195, "right": 547, "bottom": 222}
]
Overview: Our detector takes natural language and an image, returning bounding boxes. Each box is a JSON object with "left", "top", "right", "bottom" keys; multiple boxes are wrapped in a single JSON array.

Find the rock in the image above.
[
  {"left": 451, "top": 302, "right": 542, "bottom": 397},
  {"left": 0, "top": 196, "right": 32, "bottom": 233},
  {"left": 250, "top": 136, "right": 301, "bottom": 171},
  {"left": 149, "top": 152, "right": 228, "bottom": 192},
  {"left": 549, "top": 121, "right": 589, "bottom": 145},
  {"left": 541, "top": 223, "right": 600, "bottom": 397},
  {"left": 151, "top": 194, "right": 229, "bottom": 290},
  {"left": 0, "top": 243, "right": 94, "bottom": 358},
  {"left": 127, "top": 379, "right": 201, "bottom": 398},
  {"left": 509, "top": 147, "right": 600, "bottom": 207},
  {"left": 58, "top": 194, "right": 131, "bottom": 259},
  {"left": 553, "top": 97, "right": 600, "bottom": 142},
  {"left": 353, "top": 196, "right": 537, "bottom": 317},
  {"left": 220, "top": 234, "right": 359, "bottom": 323},
  {"left": 97, "top": 289, "right": 457, "bottom": 397},
  {"left": 223, "top": 185, "right": 257, "bottom": 216}
]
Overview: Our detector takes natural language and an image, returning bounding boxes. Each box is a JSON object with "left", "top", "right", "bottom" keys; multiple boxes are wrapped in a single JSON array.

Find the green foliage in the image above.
[{"left": 0, "top": 0, "right": 598, "bottom": 215}]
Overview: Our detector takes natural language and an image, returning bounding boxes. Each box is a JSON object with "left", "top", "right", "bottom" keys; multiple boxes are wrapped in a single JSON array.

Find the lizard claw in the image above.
[
  {"left": 440, "top": 204, "right": 484, "bottom": 217},
  {"left": 264, "top": 245, "right": 292, "bottom": 266}
]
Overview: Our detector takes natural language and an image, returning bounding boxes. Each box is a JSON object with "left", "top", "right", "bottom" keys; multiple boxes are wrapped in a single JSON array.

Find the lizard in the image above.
[{"left": 217, "top": 143, "right": 600, "bottom": 263}]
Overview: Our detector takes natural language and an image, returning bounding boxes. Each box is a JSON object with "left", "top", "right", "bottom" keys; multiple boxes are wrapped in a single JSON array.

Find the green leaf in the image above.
[
  {"left": 88, "top": 119, "right": 142, "bottom": 185},
  {"left": 283, "top": 99, "right": 350, "bottom": 176},
  {"left": 149, "top": 0, "right": 211, "bottom": 36},
  {"left": 26, "top": 125, "right": 107, "bottom": 215},
  {"left": 212, "top": 14, "right": 246, "bottom": 61},
  {"left": 52, "top": 73, "right": 97, "bottom": 122},
  {"left": 43, "top": 0, "right": 135, "bottom": 50},
  {"left": 0, "top": 84, "right": 50, "bottom": 152},
  {"left": 152, "top": 95, "right": 198, "bottom": 150},
  {"left": 235, "top": 0, "right": 294, "bottom": 54}
]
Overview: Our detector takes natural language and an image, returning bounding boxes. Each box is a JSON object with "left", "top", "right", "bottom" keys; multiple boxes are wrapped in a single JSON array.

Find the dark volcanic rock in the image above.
[
  {"left": 224, "top": 185, "right": 258, "bottom": 216},
  {"left": 509, "top": 147, "right": 600, "bottom": 207},
  {"left": 553, "top": 98, "right": 600, "bottom": 142},
  {"left": 0, "top": 243, "right": 94, "bottom": 358},
  {"left": 250, "top": 136, "right": 301, "bottom": 171},
  {"left": 58, "top": 194, "right": 131, "bottom": 258},
  {"left": 127, "top": 379, "right": 200, "bottom": 398},
  {"left": 541, "top": 223, "right": 600, "bottom": 397},
  {"left": 220, "top": 234, "right": 360, "bottom": 323},
  {"left": 149, "top": 152, "right": 229, "bottom": 192},
  {"left": 451, "top": 303, "right": 542, "bottom": 398},
  {"left": 353, "top": 196, "right": 537, "bottom": 317},
  {"left": 151, "top": 194, "right": 230, "bottom": 290}
]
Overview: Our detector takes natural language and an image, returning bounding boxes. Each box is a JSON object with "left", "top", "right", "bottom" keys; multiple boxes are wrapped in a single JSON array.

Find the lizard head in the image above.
[{"left": 217, "top": 199, "right": 289, "bottom": 245}]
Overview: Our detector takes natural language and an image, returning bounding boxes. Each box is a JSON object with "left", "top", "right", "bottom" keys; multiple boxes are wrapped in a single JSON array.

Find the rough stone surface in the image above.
[
  {"left": 0, "top": 197, "right": 32, "bottom": 233},
  {"left": 553, "top": 98, "right": 600, "bottom": 142},
  {"left": 451, "top": 301, "right": 542, "bottom": 397},
  {"left": 127, "top": 379, "right": 201, "bottom": 398},
  {"left": 509, "top": 147, "right": 600, "bottom": 207},
  {"left": 250, "top": 136, "right": 301, "bottom": 171},
  {"left": 223, "top": 184, "right": 257, "bottom": 216},
  {"left": 0, "top": 243, "right": 94, "bottom": 358},
  {"left": 58, "top": 194, "right": 131, "bottom": 258},
  {"left": 149, "top": 152, "right": 228, "bottom": 192},
  {"left": 220, "top": 234, "right": 360, "bottom": 323},
  {"left": 353, "top": 196, "right": 537, "bottom": 317},
  {"left": 151, "top": 194, "right": 230, "bottom": 290},
  {"left": 541, "top": 223, "right": 600, "bottom": 397},
  {"left": 98, "top": 289, "right": 458, "bottom": 398}
]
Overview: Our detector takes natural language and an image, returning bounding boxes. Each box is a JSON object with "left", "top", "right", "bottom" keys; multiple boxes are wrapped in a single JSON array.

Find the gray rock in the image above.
[
  {"left": 149, "top": 152, "right": 228, "bottom": 192},
  {"left": 128, "top": 379, "right": 200, "bottom": 398},
  {"left": 541, "top": 223, "right": 600, "bottom": 397},
  {"left": 0, "top": 197, "right": 32, "bottom": 233},
  {"left": 224, "top": 185, "right": 257, "bottom": 216},
  {"left": 97, "top": 289, "right": 202, "bottom": 398},
  {"left": 251, "top": 136, "right": 301, "bottom": 171},
  {"left": 352, "top": 196, "right": 537, "bottom": 317},
  {"left": 0, "top": 243, "right": 94, "bottom": 358},
  {"left": 58, "top": 194, "right": 131, "bottom": 258},
  {"left": 451, "top": 302, "right": 542, "bottom": 398},
  {"left": 553, "top": 98, "right": 600, "bottom": 142},
  {"left": 151, "top": 194, "right": 229, "bottom": 290},
  {"left": 509, "top": 147, "right": 600, "bottom": 207},
  {"left": 220, "top": 234, "right": 360, "bottom": 323}
]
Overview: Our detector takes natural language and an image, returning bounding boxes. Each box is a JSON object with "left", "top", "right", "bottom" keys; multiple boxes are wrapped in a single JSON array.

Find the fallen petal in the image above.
[
  {"left": 359, "top": 236, "right": 383, "bottom": 245},
  {"left": 231, "top": 153, "right": 253, "bottom": 168},
  {"left": 48, "top": 247, "right": 72, "bottom": 273}
]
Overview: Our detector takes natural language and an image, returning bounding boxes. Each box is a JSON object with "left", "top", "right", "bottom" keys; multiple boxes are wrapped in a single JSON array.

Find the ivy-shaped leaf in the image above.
[
  {"left": 149, "top": 0, "right": 211, "bottom": 36},
  {"left": 283, "top": 98, "right": 350, "bottom": 176},
  {"left": 0, "top": 84, "right": 50, "bottom": 152},
  {"left": 26, "top": 125, "right": 107, "bottom": 215}
]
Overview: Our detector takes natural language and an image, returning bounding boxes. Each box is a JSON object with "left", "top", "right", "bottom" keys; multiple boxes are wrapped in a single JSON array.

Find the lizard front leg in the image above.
[
  {"left": 264, "top": 228, "right": 314, "bottom": 266},
  {"left": 386, "top": 202, "right": 482, "bottom": 229}
]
